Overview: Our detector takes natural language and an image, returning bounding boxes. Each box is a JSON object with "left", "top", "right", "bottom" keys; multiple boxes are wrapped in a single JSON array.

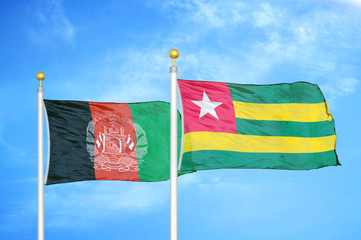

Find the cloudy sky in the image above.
[{"left": 1, "top": 0, "right": 361, "bottom": 239}]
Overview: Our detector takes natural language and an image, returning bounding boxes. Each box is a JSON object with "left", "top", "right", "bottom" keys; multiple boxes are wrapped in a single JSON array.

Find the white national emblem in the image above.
[
  {"left": 86, "top": 113, "right": 148, "bottom": 172},
  {"left": 191, "top": 91, "right": 223, "bottom": 119}
]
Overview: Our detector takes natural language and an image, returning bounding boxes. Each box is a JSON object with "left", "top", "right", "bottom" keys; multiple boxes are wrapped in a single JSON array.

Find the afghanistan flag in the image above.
[
  {"left": 177, "top": 79, "right": 339, "bottom": 172},
  {"left": 44, "top": 100, "right": 184, "bottom": 185}
]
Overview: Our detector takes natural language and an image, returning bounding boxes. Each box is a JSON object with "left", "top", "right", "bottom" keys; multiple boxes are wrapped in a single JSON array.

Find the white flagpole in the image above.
[
  {"left": 37, "top": 72, "right": 45, "bottom": 240},
  {"left": 169, "top": 49, "right": 179, "bottom": 240}
]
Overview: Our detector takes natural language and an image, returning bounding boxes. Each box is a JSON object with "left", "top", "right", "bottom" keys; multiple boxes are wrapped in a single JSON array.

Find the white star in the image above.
[{"left": 191, "top": 91, "right": 223, "bottom": 119}]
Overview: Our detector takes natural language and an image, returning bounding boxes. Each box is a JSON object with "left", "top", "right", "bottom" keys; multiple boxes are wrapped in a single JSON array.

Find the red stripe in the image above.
[
  {"left": 178, "top": 79, "right": 236, "bottom": 134},
  {"left": 89, "top": 102, "right": 140, "bottom": 181}
]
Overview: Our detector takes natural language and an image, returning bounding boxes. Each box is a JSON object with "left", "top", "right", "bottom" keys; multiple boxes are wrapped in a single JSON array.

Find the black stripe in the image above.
[{"left": 44, "top": 100, "right": 96, "bottom": 185}]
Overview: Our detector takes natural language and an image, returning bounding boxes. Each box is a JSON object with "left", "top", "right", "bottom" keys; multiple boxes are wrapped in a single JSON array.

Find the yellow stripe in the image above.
[
  {"left": 183, "top": 132, "right": 336, "bottom": 153},
  {"left": 233, "top": 101, "right": 333, "bottom": 122}
]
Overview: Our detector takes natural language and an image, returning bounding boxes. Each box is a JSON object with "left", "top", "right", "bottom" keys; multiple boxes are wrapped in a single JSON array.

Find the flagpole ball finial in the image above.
[
  {"left": 169, "top": 49, "right": 179, "bottom": 66},
  {"left": 36, "top": 72, "right": 45, "bottom": 86}
]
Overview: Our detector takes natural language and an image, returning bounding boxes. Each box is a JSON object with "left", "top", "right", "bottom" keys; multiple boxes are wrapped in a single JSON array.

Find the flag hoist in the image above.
[
  {"left": 169, "top": 49, "right": 179, "bottom": 240},
  {"left": 37, "top": 72, "right": 45, "bottom": 240}
]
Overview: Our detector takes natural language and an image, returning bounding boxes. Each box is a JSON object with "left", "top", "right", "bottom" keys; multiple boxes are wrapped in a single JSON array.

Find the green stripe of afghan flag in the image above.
[
  {"left": 129, "top": 103, "right": 186, "bottom": 181},
  {"left": 177, "top": 79, "right": 339, "bottom": 172}
]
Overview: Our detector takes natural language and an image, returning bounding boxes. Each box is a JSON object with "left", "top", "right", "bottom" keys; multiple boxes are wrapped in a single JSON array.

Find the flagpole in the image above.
[
  {"left": 169, "top": 49, "right": 179, "bottom": 240},
  {"left": 37, "top": 72, "right": 45, "bottom": 240}
]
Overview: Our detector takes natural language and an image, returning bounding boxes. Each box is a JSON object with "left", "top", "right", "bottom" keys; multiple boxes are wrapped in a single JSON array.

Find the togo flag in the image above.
[
  {"left": 177, "top": 79, "right": 339, "bottom": 172},
  {"left": 44, "top": 100, "right": 183, "bottom": 185}
]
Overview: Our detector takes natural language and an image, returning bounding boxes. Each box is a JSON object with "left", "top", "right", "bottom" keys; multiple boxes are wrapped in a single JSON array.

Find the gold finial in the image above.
[
  {"left": 169, "top": 49, "right": 179, "bottom": 66},
  {"left": 36, "top": 72, "right": 45, "bottom": 87}
]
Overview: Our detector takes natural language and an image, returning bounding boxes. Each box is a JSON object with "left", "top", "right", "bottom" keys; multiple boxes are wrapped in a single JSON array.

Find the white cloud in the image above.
[
  {"left": 253, "top": 2, "right": 283, "bottom": 28},
  {"left": 94, "top": 48, "right": 172, "bottom": 102},
  {"left": 179, "top": 50, "right": 264, "bottom": 84},
  {"left": 27, "top": 0, "right": 75, "bottom": 45},
  {"left": 192, "top": 0, "right": 245, "bottom": 27},
  {"left": 332, "top": 0, "right": 361, "bottom": 7},
  {"left": 45, "top": 181, "right": 168, "bottom": 228},
  {"left": 167, "top": 1, "right": 360, "bottom": 91},
  {"left": 321, "top": 78, "right": 359, "bottom": 96},
  {"left": 43, "top": 46, "right": 175, "bottom": 102},
  {"left": 245, "top": 3, "right": 361, "bottom": 91},
  {"left": 178, "top": 173, "right": 201, "bottom": 186},
  {"left": 42, "top": 1, "right": 360, "bottom": 106},
  {"left": 0, "top": 125, "right": 26, "bottom": 158},
  {"left": 337, "top": 78, "right": 358, "bottom": 93},
  {"left": 0, "top": 203, "right": 36, "bottom": 234},
  {"left": 164, "top": 0, "right": 246, "bottom": 28},
  {"left": 293, "top": 26, "right": 316, "bottom": 45},
  {"left": 179, "top": 171, "right": 300, "bottom": 223},
  {"left": 320, "top": 78, "right": 359, "bottom": 107}
]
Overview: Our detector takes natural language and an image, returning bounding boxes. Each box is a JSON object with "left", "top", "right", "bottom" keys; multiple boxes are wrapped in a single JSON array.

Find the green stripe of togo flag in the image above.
[
  {"left": 236, "top": 118, "right": 336, "bottom": 138},
  {"left": 181, "top": 150, "right": 338, "bottom": 172},
  {"left": 228, "top": 82, "right": 325, "bottom": 103},
  {"left": 129, "top": 102, "right": 189, "bottom": 181}
]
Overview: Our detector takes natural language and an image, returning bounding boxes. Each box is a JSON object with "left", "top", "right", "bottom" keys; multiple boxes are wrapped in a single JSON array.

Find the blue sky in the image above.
[{"left": 1, "top": 0, "right": 361, "bottom": 239}]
